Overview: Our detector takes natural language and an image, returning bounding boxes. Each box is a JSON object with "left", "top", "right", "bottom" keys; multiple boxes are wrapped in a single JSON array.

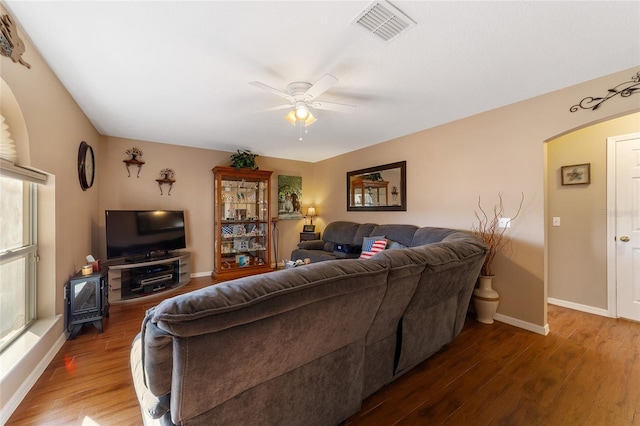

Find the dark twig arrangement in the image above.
[{"left": 472, "top": 192, "right": 524, "bottom": 276}]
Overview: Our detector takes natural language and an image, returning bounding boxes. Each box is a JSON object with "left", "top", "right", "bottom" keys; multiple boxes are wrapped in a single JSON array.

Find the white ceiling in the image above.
[{"left": 4, "top": 1, "right": 640, "bottom": 162}]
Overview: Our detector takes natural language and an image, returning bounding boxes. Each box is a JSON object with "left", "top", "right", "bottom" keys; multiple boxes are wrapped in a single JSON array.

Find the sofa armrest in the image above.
[
  {"left": 297, "top": 239, "right": 325, "bottom": 250},
  {"left": 131, "top": 333, "right": 172, "bottom": 421}
]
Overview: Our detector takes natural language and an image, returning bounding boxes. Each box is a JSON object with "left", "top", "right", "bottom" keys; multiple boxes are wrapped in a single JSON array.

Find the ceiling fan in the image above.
[{"left": 250, "top": 74, "right": 356, "bottom": 127}]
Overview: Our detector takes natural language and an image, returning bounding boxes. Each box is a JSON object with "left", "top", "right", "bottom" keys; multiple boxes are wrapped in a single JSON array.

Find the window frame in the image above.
[{"left": 0, "top": 177, "right": 38, "bottom": 353}]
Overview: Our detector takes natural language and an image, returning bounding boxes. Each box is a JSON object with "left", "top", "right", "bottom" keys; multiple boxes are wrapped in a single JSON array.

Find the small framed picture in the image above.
[
  {"left": 236, "top": 255, "right": 250, "bottom": 267},
  {"left": 303, "top": 225, "right": 316, "bottom": 232},
  {"left": 561, "top": 163, "right": 590, "bottom": 185}
]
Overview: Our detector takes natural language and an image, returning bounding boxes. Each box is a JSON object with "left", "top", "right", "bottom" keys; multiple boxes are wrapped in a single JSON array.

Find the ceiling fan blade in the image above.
[
  {"left": 304, "top": 74, "right": 339, "bottom": 100},
  {"left": 259, "top": 104, "right": 294, "bottom": 112},
  {"left": 249, "top": 81, "right": 294, "bottom": 102},
  {"left": 311, "top": 101, "right": 356, "bottom": 113}
]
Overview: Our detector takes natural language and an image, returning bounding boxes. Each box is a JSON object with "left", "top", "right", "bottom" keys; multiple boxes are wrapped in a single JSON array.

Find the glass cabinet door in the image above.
[{"left": 213, "top": 167, "right": 273, "bottom": 279}]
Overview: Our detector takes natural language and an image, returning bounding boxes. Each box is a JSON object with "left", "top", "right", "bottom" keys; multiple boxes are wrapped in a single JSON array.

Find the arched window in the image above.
[{"left": 0, "top": 84, "right": 47, "bottom": 352}]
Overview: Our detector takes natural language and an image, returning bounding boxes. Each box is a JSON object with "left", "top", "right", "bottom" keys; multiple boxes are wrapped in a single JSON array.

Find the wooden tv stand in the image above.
[{"left": 107, "top": 252, "right": 190, "bottom": 302}]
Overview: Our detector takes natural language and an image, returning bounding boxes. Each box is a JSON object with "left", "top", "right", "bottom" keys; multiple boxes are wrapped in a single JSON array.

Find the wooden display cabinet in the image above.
[{"left": 212, "top": 166, "right": 274, "bottom": 280}]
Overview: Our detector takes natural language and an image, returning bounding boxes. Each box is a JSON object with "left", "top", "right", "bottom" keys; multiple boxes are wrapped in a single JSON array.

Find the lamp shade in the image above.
[
  {"left": 307, "top": 206, "right": 316, "bottom": 217},
  {"left": 283, "top": 108, "right": 317, "bottom": 127}
]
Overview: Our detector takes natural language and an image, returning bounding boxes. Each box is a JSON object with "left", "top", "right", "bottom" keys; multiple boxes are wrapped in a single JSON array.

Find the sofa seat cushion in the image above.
[
  {"left": 297, "top": 239, "right": 325, "bottom": 250},
  {"left": 291, "top": 248, "right": 338, "bottom": 263}
]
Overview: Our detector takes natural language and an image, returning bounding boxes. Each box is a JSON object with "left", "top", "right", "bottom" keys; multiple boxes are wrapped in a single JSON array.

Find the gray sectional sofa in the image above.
[{"left": 130, "top": 222, "right": 487, "bottom": 425}]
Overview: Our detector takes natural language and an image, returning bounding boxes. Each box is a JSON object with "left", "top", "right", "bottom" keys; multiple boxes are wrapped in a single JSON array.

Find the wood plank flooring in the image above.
[{"left": 6, "top": 276, "right": 640, "bottom": 425}]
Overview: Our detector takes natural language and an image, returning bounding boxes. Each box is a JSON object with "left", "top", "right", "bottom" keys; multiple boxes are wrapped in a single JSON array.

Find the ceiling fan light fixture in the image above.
[
  {"left": 284, "top": 106, "right": 317, "bottom": 127},
  {"left": 304, "top": 112, "right": 317, "bottom": 127},
  {"left": 284, "top": 110, "right": 297, "bottom": 125},
  {"left": 295, "top": 104, "right": 309, "bottom": 120}
]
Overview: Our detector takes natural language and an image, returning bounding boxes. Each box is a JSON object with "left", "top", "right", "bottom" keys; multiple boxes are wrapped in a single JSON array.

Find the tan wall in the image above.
[
  {"left": 1, "top": 6, "right": 102, "bottom": 416},
  {"left": 547, "top": 113, "right": 640, "bottom": 309},
  {"left": 313, "top": 66, "right": 640, "bottom": 328},
  {"left": 98, "top": 137, "right": 314, "bottom": 273},
  {"left": 2, "top": 4, "right": 639, "bottom": 412},
  {"left": 0, "top": 11, "right": 101, "bottom": 319}
]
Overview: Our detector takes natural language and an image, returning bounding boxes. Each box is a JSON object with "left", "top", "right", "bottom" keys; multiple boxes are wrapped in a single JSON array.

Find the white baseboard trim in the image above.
[
  {"left": 547, "top": 297, "right": 611, "bottom": 318},
  {"left": 190, "top": 271, "right": 212, "bottom": 278},
  {"left": 1, "top": 318, "right": 66, "bottom": 425},
  {"left": 493, "top": 313, "right": 550, "bottom": 336}
]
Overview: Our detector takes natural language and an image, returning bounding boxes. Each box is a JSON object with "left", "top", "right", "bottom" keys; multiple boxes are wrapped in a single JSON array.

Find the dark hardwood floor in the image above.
[{"left": 6, "top": 276, "right": 640, "bottom": 425}]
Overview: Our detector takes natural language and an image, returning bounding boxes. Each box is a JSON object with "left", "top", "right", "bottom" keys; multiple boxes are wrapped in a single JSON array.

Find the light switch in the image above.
[
  {"left": 498, "top": 217, "right": 511, "bottom": 228},
  {"left": 552, "top": 217, "right": 561, "bottom": 227}
]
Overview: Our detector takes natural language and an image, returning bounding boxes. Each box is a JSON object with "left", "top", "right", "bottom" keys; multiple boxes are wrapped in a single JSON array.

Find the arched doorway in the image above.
[{"left": 545, "top": 112, "right": 640, "bottom": 317}]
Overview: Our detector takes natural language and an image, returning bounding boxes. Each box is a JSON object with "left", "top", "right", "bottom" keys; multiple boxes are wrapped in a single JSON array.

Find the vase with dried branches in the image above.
[{"left": 471, "top": 192, "right": 524, "bottom": 324}]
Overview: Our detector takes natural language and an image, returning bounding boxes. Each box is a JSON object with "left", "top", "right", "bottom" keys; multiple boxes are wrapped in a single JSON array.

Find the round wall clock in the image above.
[{"left": 78, "top": 141, "right": 95, "bottom": 191}]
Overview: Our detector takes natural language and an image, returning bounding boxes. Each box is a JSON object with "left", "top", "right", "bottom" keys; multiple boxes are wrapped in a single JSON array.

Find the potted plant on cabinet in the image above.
[
  {"left": 230, "top": 150, "right": 259, "bottom": 170},
  {"left": 471, "top": 192, "right": 524, "bottom": 324}
]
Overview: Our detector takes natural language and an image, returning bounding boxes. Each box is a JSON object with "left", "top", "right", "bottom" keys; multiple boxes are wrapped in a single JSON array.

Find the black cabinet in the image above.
[{"left": 65, "top": 268, "right": 109, "bottom": 339}]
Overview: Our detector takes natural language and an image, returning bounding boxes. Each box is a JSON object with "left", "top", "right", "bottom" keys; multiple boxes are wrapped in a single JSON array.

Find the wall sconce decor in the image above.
[
  {"left": 156, "top": 168, "right": 175, "bottom": 195},
  {"left": 570, "top": 71, "right": 639, "bottom": 113},
  {"left": 123, "top": 146, "right": 145, "bottom": 177},
  {"left": 0, "top": 13, "right": 31, "bottom": 69}
]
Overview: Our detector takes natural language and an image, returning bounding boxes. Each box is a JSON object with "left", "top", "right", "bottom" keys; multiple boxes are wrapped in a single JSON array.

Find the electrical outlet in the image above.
[
  {"left": 552, "top": 217, "right": 561, "bottom": 227},
  {"left": 498, "top": 217, "right": 511, "bottom": 228}
]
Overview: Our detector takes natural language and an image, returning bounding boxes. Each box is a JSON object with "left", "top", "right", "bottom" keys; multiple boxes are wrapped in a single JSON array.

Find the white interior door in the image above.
[{"left": 615, "top": 134, "right": 640, "bottom": 321}]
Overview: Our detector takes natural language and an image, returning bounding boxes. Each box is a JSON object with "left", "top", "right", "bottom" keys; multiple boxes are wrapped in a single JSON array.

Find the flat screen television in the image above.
[{"left": 105, "top": 210, "right": 186, "bottom": 260}]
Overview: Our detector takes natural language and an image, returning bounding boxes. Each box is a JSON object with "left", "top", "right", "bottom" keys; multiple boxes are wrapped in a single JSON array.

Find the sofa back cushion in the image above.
[
  {"left": 367, "top": 248, "right": 428, "bottom": 342},
  {"left": 410, "top": 226, "right": 457, "bottom": 246},
  {"left": 321, "top": 221, "right": 378, "bottom": 246},
  {"left": 395, "top": 233, "right": 487, "bottom": 374},
  {"left": 145, "top": 259, "right": 389, "bottom": 422},
  {"left": 363, "top": 247, "right": 429, "bottom": 396},
  {"left": 370, "top": 224, "right": 418, "bottom": 247},
  {"left": 322, "top": 221, "right": 362, "bottom": 244},
  {"left": 352, "top": 223, "right": 378, "bottom": 245}
]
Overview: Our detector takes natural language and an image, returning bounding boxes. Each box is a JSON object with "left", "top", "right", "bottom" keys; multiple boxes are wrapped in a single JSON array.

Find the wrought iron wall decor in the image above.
[
  {"left": 570, "top": 71, "right": 639, "bottom": 112},
  {"left": 156, "top": 168, "right": 175, "bottom": 195},
  {"left": 123, "top": 146, "right": 145, "bottom": 177}
]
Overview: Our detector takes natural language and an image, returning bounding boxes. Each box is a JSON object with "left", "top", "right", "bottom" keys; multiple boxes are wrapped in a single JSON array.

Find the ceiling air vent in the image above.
[{"left": 353, "top": 1, "right": 416, "bottom": 43}]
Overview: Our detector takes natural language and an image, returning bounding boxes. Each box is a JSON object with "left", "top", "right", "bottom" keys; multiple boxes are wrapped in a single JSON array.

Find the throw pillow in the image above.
[
  {"left": 362, "top": 235, "right": 385, "bottom": 252},
  {"left": 386, "top": 239, "right": 407, "bottom": 249},
  {"left": 360, "top": 239, "right": 387, "bottom": 259}
]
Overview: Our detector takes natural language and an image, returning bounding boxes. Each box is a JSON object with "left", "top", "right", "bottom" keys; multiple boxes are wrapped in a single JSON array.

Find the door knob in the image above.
[{"left": 620, "top": 236, "right": 630, "bottom": 242}]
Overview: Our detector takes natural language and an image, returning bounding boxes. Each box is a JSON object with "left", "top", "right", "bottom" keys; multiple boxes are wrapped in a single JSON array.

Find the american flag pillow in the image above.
[{"left": 359, "top": 239, "right": 387, "bottom": 259}]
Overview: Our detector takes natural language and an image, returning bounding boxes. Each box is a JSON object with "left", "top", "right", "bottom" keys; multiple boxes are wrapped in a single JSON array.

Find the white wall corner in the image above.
[{"left": 493, "top": 313, "right": 550, "bottom": 336}]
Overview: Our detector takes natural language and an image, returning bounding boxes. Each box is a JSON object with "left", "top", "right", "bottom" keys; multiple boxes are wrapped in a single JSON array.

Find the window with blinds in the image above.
[{"left": 0, "top": 113, "right": 45, "bottom": 352}]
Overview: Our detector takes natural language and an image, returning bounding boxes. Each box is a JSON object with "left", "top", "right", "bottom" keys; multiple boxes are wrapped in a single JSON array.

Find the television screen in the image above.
[{"left": 105, "top": 210, "right": 186, "bottom": 259}]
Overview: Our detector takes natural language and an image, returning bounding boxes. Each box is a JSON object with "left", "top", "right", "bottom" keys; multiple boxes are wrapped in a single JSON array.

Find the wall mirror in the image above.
[{"left": 347, "top": 161, "right": 406, "bottom": 211}]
